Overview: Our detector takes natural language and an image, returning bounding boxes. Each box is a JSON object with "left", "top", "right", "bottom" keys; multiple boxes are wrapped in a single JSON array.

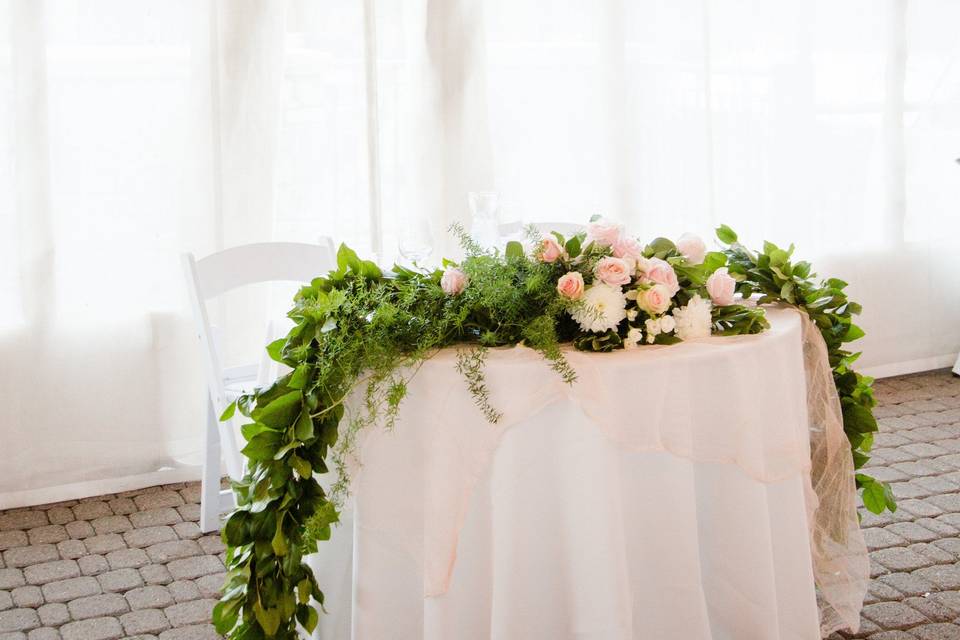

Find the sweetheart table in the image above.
[{"left": 306, "top": 307, "right": 866, "bottom": 639}]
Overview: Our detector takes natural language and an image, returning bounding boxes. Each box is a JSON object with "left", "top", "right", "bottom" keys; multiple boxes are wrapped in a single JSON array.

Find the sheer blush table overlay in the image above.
[{"left": 308, "top": 307, "right": 867, "bottom": 639}]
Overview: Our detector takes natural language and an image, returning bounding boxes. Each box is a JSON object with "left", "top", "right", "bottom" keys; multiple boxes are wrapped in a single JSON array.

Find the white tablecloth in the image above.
[{"left": 308, "top": 308, "right": 833, "bottom": 639}]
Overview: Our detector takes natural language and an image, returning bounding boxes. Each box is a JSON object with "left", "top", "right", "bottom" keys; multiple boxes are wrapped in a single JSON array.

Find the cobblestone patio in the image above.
[
  {"left": 0, "top": 482, "right": 224, "bottom": 640},
  {"left": 1, "top": 369, "right": 960, "bottom": 639}
]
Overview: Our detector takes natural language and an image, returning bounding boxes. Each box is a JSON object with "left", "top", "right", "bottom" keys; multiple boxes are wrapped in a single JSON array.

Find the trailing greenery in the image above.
[
  {"left": 212, "top": 222, "right": 891, "bottom": 639},
  {"left": 716, "top": 224, "right": 895, "bottom": 515}
]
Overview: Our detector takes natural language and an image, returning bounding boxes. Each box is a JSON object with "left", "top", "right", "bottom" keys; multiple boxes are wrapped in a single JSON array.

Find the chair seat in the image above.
[{"left": 224, "top": 377, "right": 257, "bottom": 402}]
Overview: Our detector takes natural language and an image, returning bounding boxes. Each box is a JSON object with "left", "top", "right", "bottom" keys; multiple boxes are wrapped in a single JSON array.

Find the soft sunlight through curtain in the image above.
[{"left": 1, "top": 0, "right": 958, "bottom": 504}]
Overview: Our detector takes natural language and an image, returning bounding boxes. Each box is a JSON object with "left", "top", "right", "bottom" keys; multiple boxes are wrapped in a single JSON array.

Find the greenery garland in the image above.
[{"left": 212, "top": 222, "right": 892, "bottom": 639}]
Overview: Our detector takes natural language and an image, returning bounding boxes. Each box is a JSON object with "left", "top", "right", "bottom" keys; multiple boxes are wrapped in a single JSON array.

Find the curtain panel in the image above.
[{"left": 1, "top": 0, "right": 958, "bottom": 504}]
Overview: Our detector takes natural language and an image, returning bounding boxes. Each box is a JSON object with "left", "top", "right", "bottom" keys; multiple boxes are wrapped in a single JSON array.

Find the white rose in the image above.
[
  {"left": 676, "top": 233, "right": 707, "bottom": 264},
  {"left": 585, "top": 218, "right": 624, "bottom": 247}
]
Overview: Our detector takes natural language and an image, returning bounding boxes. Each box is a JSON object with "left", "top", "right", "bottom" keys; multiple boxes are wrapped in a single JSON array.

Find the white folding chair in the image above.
[{"left": 183, "top": 240, "right": 336, "bottom": 532}]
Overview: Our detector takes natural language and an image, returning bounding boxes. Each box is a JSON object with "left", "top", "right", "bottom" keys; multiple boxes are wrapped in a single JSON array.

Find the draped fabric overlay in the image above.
[
  {"left": 800, "top": 313, "right": 870, "bottom": 636},
  {"left": 344, "top": 307, "right": 868, "bottom": 635}
]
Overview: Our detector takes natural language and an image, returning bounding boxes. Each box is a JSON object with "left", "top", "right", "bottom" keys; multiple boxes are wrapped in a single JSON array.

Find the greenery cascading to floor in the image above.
[{"left": 212, "top": 224, "right": 892, "bottom": 639}]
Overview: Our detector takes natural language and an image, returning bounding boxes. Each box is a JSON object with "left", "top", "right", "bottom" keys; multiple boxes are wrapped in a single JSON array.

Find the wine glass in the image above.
[
  {"left": 468, "top": 191, "right": 501, "bottom": 249},
  {"left": 399, "top": 218, "right": 434, "bottom": 267}
]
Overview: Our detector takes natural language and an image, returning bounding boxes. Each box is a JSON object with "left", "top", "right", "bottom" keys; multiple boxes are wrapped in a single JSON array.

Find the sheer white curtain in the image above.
[{"left": 1, "top": 0, "right": 958, "bottom": 504}]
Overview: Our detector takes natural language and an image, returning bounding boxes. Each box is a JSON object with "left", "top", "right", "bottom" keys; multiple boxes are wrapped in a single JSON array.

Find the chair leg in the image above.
[{"left": 200, "top": 398, "right": 222, "bottom": 533}]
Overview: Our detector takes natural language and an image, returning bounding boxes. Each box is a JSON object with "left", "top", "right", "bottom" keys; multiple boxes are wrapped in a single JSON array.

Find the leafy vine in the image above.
[{"left": 212, "top": 223, "right": 892, "bottom": 639}]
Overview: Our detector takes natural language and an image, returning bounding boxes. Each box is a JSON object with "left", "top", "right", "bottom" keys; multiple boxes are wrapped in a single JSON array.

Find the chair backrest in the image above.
[
  {"left": 183, "top": 240, "right": 336, "bottom": 478},
  {"left": 499, "top": 221, "right": 586, "bottom": 238}
]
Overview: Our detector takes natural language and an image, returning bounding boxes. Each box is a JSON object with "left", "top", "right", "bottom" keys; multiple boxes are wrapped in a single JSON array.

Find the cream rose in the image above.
[
  {"left": 636, "top": 283, "right": 672, "bottom": 316},
  {"left": 639, "top": 257, "right": 680, "bottom": 297},
  {"left": 556, "top": 271, "right": 585, "bottom": 300},
  {"left": 677, "top": 233, "right": 707, "bottom": 265},
  {"left": 440, "top": 267, "right": 468, "bottom": 296},
  {"left": 706, "top": 267, "right": 736, "bottom": 306},
  {"left": 595, "top": 256, "right": 632, "bottom": 286},
  {"left": 586, "top": 218, "right": 623, "bottom": 247},
  {"left": 538, "top": 237, "right": 564, "bottom": 263}
]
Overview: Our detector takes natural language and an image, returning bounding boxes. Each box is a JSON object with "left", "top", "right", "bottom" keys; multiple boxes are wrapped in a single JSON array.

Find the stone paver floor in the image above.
[
  {"left": 0, "top": 482, "right": 225, "bottom": 640},
  {"left": 831, "top": 369, "right": 960, "bottom": 640},
  {"left": 2, "top": 369, "right": 960, "bottom": 639}
]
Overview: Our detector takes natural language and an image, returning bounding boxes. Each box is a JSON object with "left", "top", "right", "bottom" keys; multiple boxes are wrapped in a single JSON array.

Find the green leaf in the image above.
[
  {"left": 288, "top": 365, "right": 309, "bottom": 390},
  {"left": 241, "top": 431, "right": 283, "bottom": 461},
  {"left": 843, "top": 323, "right": 865, "bottom": 342},
  {"left": 859, "top": 476, "right": 887, "bottom": 514},
  {"left": 505, "top": 241, "right": 524, "bottom": 259},
  {"left": 298, "top": 578, "right": 312, "bottom": 605},
  {"left": 294, "top": 410, "right": 314, "bottom": 441},
  {"left": 222, "top": 510, "right": 251, "bottom": 546},
  {"left": 780, "top": 281, "right": 795, "bottom": 304},
  {"left": 336, "top": 243, "right": 361, "bottom": 274},
  {"left": 241, "top": 422, "right": 277, "bottom": 442},
  {"left": 843, "top": 402, "right": 878, "bottom": 435},
  {"left": 646, "top": 237, "right": 677, "bottom": 257},
  {"left": 271, "top": 515, "right": 288, "bottom": 556},
  {"left": 826, "top": 277, "right": 848, "bottom": 290},
  {"left": 265, "top": 338, "right": 286, "bottom": 363},
  {"left": 360, "top": 260, "right": 382, "bottom": 280},
  {"left": 716, "top": 224, "right": 738, "bottom": 244},
  {"left": 290, "top": 454, "right": 312, "bottom": 479},
  {"left": 769, "top": 248, "right": 789, "bottom": 267},
  {"left": 272, "top": 441, "right": 300, "bottom": 460},
  {"left": 219, "top": 402, "right": 236, "bottom": 422},
  {"left": 702, "top": 251, "right": 727, "bottom": 271},
  {"left": 253, "top": 391, "right": 302, "bottom": 430},
  {"left": 213, "top": 598, "right": 242, "bottom": 634},
  {"left": 565, "top": 236, "right": 581, "bottom": 258},
  {"left": 253, "top": 601, "right": 281, "bottom": 636}
]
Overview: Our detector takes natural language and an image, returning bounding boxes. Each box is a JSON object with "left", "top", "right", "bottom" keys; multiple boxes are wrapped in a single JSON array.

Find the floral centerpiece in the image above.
[{"left": 213, "top": 218, "right": 889, "bottom": 639}]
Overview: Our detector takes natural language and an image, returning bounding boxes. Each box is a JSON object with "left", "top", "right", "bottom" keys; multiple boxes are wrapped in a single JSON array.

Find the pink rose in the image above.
[
  {"left": 595, "top": 256, "right": 632, "bottom": 286},
  {"left": 556, "top": 271, "right": 585, "bottom": 300},
  {"left": 612, "top": 236, "right": 643, "bottom": 271},
  {"left": 538, "top": 237, "right": 564, "bottom": 263},
  {"left": 440, "top": 267, "right": 468, "bottom": 295},
  {"left": 639, "top": 257, "right": 680, "bottom": 296},
  {"left": 676, "top": 233, "right": 707, "bottom": 265},
  {"left": 586, "top": 218, "right": 623, "bottom": 247},
  {"left": 636, "top": 283, "right": 673, "bottom": 315},
  {"left": 706, "top": 267, "right": 736, "bottom": 306}
]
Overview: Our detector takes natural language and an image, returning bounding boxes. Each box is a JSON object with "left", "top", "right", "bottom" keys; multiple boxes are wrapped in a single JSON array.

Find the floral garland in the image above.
[{"left": 213, "top": 219, "right": 890, "bottom": 639}]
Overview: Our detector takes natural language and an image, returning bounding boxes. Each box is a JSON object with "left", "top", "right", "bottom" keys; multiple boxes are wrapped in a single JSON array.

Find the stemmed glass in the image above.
[
  {"left": 399, "top": 218, "right": 434, "bottom": 268},
  {"left": 468, "top": 191, "right": 501, "bottom": 250}
]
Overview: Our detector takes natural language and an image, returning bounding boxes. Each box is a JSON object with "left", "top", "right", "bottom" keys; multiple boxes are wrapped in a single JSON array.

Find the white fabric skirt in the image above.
[{"left": 310, "top": 395, "right": 821, "bottom": 639}]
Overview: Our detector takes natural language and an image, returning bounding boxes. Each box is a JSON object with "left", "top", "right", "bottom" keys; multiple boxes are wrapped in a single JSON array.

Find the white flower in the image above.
[
  {"left": 677, "top": 233, "right": 707, "bottom": 265},
  {"left": 571, "top": 284, "right": 627, "bottom": 333},
  {"left": 644, "top": 317, "right": 661, "bottom": 343},
  {"left": 672, "top": 294, "right": 713, "bottom": 340},
  {"left": 585, "top": 218, "right": 624, "bottom": 247},
  {"left": 659, "top": 314, "right": 676, "bottom": 334},
  {"left": 625, "top": 327, "right": 643, "bottom": 350},
  {"left": 626, "top": 309, "right": 638, "bottom": 321}
]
